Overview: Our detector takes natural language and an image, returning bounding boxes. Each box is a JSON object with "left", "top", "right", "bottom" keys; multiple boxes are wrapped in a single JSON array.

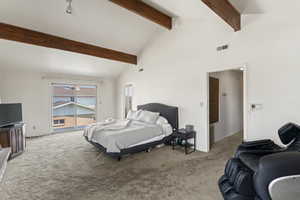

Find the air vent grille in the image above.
[{"left": 217, "top": 45, "right": 229, "bottom": 51}]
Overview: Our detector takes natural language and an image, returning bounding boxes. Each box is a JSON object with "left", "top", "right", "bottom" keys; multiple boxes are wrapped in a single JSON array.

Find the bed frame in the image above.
[{"left": 85, "top": 103, "right": 179, "bottom": 161}]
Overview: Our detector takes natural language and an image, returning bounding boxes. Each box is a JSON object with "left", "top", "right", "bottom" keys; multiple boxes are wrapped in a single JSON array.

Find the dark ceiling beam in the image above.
[
  {"left": 201, "top": 0, "right": 241, "bottom": 31},
  {"left": 0, "top": 23, "right": 137, "bottom": 65},
  {"left": 110, "top": 0, "right": 172, "bottom": 30}
]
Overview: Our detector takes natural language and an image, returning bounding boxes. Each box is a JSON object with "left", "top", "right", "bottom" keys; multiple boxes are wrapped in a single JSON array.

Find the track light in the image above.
[{"left": 66, "top": 0, "right": 72, "bottom": 14}]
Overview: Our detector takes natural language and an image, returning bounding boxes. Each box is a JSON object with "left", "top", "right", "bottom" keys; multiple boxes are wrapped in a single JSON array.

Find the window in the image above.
[
  {"left": 53, "top": 119, "right": 65, "bottom": 127},
  {"left": 52, "top": 83, "right": 97, "bottom": 131},
  {"left": 124, "top": 84, "right": 133, "bottom": 118}
]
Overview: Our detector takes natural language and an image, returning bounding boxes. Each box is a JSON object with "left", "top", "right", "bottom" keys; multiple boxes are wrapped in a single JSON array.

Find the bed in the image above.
[{"left": 84, "top": 103, "right": 178, "bottom": 161}]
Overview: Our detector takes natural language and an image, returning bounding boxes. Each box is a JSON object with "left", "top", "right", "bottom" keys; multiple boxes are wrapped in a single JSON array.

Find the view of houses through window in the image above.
[{"left": 52, "top": 83, "right": 97, "bottom": 131}]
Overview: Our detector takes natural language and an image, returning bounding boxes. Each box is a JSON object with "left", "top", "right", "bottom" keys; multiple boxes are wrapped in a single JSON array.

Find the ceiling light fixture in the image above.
[{"left": 66, "top": 0, "right": 73, "bottom": 14}]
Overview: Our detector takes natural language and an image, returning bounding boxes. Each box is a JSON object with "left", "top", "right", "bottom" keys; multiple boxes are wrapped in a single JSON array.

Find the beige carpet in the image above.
[{"left": 0, "top": 131, "right": 242, "bottom": 200}]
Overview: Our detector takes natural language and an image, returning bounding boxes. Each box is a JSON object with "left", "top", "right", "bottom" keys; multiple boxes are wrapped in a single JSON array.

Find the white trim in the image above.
[
  {"left": 206, "top": 65, "right": 248, "bottom": 152},
  {"left": 122, "top": 83, "right": 134, "bottom": 119},
  {"left": 42, "top": 75, "right": 103, "bottom": 83},
  {"left": 49, "top": 81, "right": 54, "bottom": 133},
  {"left": 243, "top": 66, "right": 249, "bottom": 141}
]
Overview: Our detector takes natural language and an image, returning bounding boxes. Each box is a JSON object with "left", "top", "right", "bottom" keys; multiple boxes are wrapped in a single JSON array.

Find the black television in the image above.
[{"left": 0, "top": 103, "right": 23, "bottom": 128}]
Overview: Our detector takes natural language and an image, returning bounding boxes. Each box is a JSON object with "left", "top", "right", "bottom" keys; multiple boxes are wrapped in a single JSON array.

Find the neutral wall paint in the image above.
[
  {"left": 0, "top": 72, "right": 2, "bottom": 103},
  {"left": 210, "top": 70, "right": 243, "bottom": 142},
  {"left": 0, "top": 70, "right": 116, "bottom": 137},
  {"left": 117, "top": 14, "right": 300, "bottom": 152}
]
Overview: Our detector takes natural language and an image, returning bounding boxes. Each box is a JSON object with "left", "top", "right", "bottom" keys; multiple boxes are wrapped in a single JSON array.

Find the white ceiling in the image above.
[
  {"left": 0, "top": 39, "right": 129, "bottom": 77},
  {"left": 0, "top": 0, "right": 163, "bottom": 77},
  {"left": 229, "top": 0, "right": 264, "bottom": 14},
  {"left": 229, "top": 0, "right": 300, "bottom": 15},
  {"left": 143, "top": 0, "right": 210, "bottom": 19},
  {"left": 0, "top": 0, "right": 297, "bottom": 77},
  {"left": 0, "top": 0, "right": 162, "bottom": 55}
]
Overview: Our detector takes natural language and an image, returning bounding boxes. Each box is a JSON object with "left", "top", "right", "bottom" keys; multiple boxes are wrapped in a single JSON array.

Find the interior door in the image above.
[{"left": 209, "top": 77, "right": 220, "bottom": 124}]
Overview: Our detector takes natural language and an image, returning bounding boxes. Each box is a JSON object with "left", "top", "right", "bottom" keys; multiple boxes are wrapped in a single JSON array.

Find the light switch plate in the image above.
[{"left": 251, "top": 103, "right": 263, "bottom": 111}]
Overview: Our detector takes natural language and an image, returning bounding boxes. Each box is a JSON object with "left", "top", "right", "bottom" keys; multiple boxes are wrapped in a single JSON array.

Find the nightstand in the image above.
[{"left": 172, "top": 129, "right": 196, "bottom": 154}]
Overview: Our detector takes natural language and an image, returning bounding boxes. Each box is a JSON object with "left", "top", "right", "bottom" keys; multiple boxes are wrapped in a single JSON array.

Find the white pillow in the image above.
[
  {"left": 126, "top": 110, "right": 141, "bottom": 120},
  {"left": 156, "top": 116, "right": 168, "bottom": 125},
  {"left": 137, "top": 110, "right": 160, "bottom": 124}
]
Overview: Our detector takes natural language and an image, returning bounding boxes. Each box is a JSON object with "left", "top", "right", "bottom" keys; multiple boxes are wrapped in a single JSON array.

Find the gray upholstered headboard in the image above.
[{"left": 137, "top": 103, "right": 178, "bottom": 131}]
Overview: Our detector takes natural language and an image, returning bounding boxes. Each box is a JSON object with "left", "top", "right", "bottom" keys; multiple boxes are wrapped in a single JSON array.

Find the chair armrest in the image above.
[{"left": 254, "top": 152, "right": 300, "bottom": 200}]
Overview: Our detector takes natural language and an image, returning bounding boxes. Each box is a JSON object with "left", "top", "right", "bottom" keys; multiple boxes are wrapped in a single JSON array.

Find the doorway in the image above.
[
  {"left": 208, "top": 68, "right": 245, "bottom": 149},
  {"left": 51, "top": 83, "right": 97, "bottom": 132},
  {"left": 124, "top": 84, "right": 133, "bottom": 118}
]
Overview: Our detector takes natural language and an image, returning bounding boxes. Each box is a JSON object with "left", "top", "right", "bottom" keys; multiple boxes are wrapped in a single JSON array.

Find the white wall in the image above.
[
  {"left": 0, "top": 69, "right": 116, "bottom": 137},
  {"left": 117, "top": 14, "right": 300, "bottom": 152},
  {"left": 210, "top": 70, "right": 243, "bottom": 142},
  {"left": 0, "top": 72, "right": 2, "bottom": 103}
]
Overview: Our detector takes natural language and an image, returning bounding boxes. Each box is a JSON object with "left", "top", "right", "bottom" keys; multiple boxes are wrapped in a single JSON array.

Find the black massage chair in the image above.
[{"left": 219, "top": 123, "right": 300, "bottom": 200}]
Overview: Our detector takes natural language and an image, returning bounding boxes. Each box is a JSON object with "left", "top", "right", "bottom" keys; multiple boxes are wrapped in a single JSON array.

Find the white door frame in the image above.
[{"left": 206, "top": 65, "right": 248, "bottom": 152}]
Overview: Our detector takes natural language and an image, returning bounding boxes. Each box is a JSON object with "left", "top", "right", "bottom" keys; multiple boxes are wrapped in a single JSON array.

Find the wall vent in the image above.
[{"left": 217, "top": 44, "right": 229, "bottom": 51}]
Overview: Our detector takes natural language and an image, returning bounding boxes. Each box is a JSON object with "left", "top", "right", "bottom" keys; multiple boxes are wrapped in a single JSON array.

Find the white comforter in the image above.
[
  {"left": 84, "top": 120, "right": 172, "bottom": 153},
  {"left": 84, "top": 119, "right": 130, "bottom": 141}
]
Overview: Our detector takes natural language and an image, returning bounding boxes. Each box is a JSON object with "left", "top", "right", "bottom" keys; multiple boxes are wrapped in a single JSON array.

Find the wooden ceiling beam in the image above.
[
  {"left": 110, "top": 0, "right": 172, "bottom": 30},
  {"left": 201, "top": 0, "right": 241, "bottom": 31},
  {"left": 0, "top": 23, "right": 137, "bottom": 65}
]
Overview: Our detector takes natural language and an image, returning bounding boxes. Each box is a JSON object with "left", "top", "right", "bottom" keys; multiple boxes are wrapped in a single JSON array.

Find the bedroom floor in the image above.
[{"left": 0, "top": 131, "right": 242, "bottom": 200}]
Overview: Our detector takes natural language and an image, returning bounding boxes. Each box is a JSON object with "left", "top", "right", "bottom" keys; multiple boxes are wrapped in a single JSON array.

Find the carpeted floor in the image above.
[{"left": 0, "top": 131, "right": 242, "bottom": 200}]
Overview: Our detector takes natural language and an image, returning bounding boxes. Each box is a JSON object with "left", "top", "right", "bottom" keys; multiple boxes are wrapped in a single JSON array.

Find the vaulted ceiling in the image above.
[{"left": 0, "top": 0, "right": 294, "bottom": 77}]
